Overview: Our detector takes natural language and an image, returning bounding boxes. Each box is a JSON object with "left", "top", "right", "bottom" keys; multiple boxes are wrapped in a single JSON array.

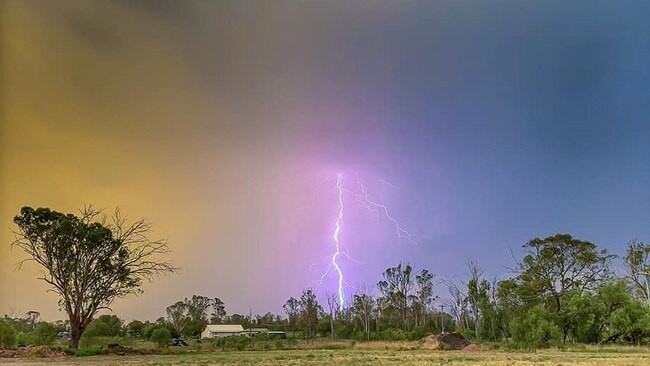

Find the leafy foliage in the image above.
[
  {"left": 0, "top": 320, "right": 17, "bottom": 348},
  {"left": 12, "top": 206, "right": 175, "bottom": 348},
  {"left": 151, "top": 327, "right": 172, "bottom": 348}
]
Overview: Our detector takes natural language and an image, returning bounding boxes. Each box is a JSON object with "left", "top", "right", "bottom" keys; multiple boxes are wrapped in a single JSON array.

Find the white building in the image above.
[{"left": 201, "top": 324, "right": 245, "bottom": 339}]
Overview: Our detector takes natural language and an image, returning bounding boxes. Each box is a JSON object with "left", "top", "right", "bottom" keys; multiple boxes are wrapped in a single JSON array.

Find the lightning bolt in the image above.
[
  {"left": 308, "top": 172, "right": 415, "bottom": 309},
  {"left": 353, "top": 173, "right": 417, "bottom": 245},
  {"left": 331, "top": 173, "right": 345, "bottom": 310}
]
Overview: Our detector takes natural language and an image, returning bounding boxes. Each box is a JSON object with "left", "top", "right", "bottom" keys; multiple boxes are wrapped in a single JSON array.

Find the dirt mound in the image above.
[
  {"left": 420, "top": 335, "right": 440, "bottom": 349},
  {"left": 461, "top": 343, "right": 486, "bottom": 352},
  {"left": 0, "top": 346, "right": 66, "bottom": 358},
  {"left": 434, "top": 332, "right": 470, "bottom": 350}
]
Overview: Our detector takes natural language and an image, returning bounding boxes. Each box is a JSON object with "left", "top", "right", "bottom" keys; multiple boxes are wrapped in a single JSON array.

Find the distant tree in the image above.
[
  {"left": 283, "top": 297, "right": 300, "bottom": 332},
  {"left": 441, "top": 277, "right": 468, "bottom": 330},
  {"left": 12, "top": 206, "right": 176, "bottom": 348},
  {"left": 298, "top": 289, "right": 322, "bottom": 338},
  {"left": 254, "top": 312, "right": 279, "bottom": 328},
  {"left": 142, "top": 323, "right": 157, "bottom": 339},
  {"left": 515, "top": 234, "right": 613, "bottom": 313},
  {"left": 414, "top": 269, "right": 435, "bottom": 327},
  {"left": 166, "top": 301, "right": 190, "bottom": 334},
  {"left": 126, "top": 320, "right": 145, "bottom": 337},
  {"left": 185, "top": 295, "right": 212, "bottom": 321},
  {"left": 25, "top": 311, "right": 41, "bottom": 332},
  {"left": 378, "top": 263, "right": 415, "bottom": 330},
  {"left": 352, "top": 287, "right": 375, "bottom": 340},
  {"left": 624, "top": 240, "right": 650, "bottom": 305},
  {"left": 513, "top": 234, "right": 614, "bottom": 342},
  {"left": 226, "top": 314, "right": 252, "bottom": 329},
  {"left": 210, "top": 298, "right": 227, "bottom": 324},
  {"left": 465, "top": 261, "right": 484, "bottom": 336},
  {"left": 325, "top": 293, "right": 339, "bottom": 339}
]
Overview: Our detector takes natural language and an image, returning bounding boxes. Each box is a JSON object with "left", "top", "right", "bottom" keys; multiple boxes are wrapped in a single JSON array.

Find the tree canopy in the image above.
[{"left": 12, "top": 206, "right": 176, "bottom": 348}]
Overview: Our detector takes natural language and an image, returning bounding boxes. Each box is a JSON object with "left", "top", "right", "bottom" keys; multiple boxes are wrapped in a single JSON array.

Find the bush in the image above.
[
  {"left": 126, "top": 320, "right": 145, "bottom": 338},
  {"left": 510, "top": 305, "right": 562, "bottom": 349},
  {"left": 0, "top": 320, "right": 17, "bottom": 348},
  {"left": 16, "top": 331, "right": 37, "bottom": 347},
  {"left": 378, "top": 328, "right": 406, "bottom": 341},
  {"left": 406, "top": 326, "right": 428, "bottom": 341},
  {"left": 274, "top": 339, "right": 284, "bottom": 350},
  {"left": 34, "top": 322, "right": 58, "bottom": 345},
  {"left": 83, "top": 321, "right": 111, "bottom": 338},
  {"left": 142, "top": 324, "right": 157, "bottom": 339},
  {"left": 151, "top": 327, "right": 172, "bottom": 348}
]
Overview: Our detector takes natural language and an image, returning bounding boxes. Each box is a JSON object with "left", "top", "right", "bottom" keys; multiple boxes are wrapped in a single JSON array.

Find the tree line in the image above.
[{"left": 4, "top": 206, "right": 650, "bottom": 349}]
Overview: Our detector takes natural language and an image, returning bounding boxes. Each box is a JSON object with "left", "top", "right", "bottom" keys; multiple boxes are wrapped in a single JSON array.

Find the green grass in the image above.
[{"left": 73, "top": 346, "right": 101, "bottom": 357}]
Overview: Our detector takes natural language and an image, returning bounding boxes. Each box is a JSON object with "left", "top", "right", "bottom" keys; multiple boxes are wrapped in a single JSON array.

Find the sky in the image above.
[{"left": 1, "top": 0, "right": 650, "bottom": 322}]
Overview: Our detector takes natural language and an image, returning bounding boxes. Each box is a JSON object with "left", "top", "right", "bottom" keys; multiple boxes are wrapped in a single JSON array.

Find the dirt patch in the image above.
[{"left": 0, "top": 346, "right": 66, "bottom": 358}]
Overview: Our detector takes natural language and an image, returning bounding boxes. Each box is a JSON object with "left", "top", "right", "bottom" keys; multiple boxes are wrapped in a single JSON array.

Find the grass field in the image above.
[{"left": 1, "top": 347, "right": 649, "bottom": 366}]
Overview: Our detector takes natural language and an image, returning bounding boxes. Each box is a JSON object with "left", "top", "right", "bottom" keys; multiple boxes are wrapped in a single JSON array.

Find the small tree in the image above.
[
  {"left": 12, "top": 206, "right": 176, "bottom": 348},
  {"left": 283, "top": 297, "right": 300, "bottom": 332},
  {"left": 298, "top": 289, "right": 322, "bottom": 338},
  {"left": 378, "top": 263, "right": 415, "bottom": 330},
  {"left": 166, "top": 301, "right": 190, "bottom": 334},
  {"left": 325, "top": 293, "right": 338, "bottom": 339},
  {"left": 211, "top": 298, "right": 227, "bottom": 324},
  {"left": 352, "top": 287, "right": 375, "bottom": 340},
  {"left": 151, "top": 327, "right": 172, "bottom": 348},
  {"left": 624, "top": 240, "right": 650, "bottom": 306}
]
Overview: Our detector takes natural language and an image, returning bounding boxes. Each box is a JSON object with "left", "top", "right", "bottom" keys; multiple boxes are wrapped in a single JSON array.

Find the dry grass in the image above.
[{"left": 1, "top": 346, "right": 649, "bottom": 366}]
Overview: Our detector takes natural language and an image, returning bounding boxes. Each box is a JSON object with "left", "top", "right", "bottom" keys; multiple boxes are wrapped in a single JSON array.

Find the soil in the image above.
[
  {"left": 0, "top": 346, "right": 66, "bottom": 358},
  {"left": 435, "top": 332, "right": 471, "bottom": 350}
]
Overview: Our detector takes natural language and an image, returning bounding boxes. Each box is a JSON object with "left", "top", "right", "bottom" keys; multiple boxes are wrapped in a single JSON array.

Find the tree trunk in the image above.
[{"left": 69, "top": 321, "right": 82, "bottom": 349}]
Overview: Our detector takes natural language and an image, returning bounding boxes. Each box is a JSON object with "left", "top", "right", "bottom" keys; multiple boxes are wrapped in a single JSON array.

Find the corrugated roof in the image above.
[{"left": 205, "top": 324, "right": 244, "bottom": 333}]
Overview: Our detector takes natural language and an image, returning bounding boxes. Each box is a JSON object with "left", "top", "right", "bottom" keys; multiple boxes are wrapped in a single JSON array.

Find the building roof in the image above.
[
  {"left": 241, "top": 328, "right": 268, "bottom": 333},
  {"left": 205, "top": 324, "right": 244, "bottom": 333}
]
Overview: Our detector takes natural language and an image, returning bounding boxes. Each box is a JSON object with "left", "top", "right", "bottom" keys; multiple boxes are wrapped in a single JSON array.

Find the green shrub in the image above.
[
  {"left": 274, "top": 339, "right": 284, "bottom": 350},
  {"left": 16, "top": 331, "right": 37, "bottom": 347},
  {"left": 510, "top": 305, "right": 562, "bottom": 349},
  {"left": 0, "top": 320, "right": 17, "bottom": 348},
  {"left": 74, "top": 346, "right": 101, "bottom": 357},
  {"left": 34, "top": 322, "right": 58, "bottom": 345},
  {"left": 406, "top": 326, "right": 428, "bottom": 341},
  {"left": 378, "top": 328, "right": 406, "bottom": 341},
  {"left": 83, "top": 321, "right": 111, "bottom": 338},
  {"left": 151, "top": 327, "right": 172, "bottom": 348},
  {"left": 142, "top": 324, "right": 157, "bottom": 339}
]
